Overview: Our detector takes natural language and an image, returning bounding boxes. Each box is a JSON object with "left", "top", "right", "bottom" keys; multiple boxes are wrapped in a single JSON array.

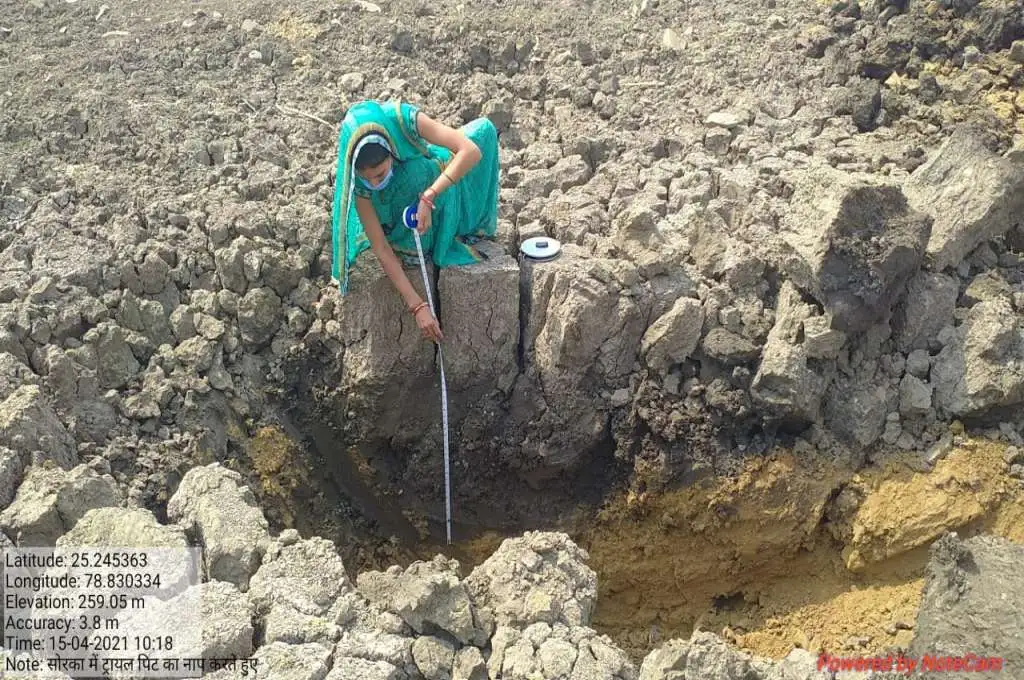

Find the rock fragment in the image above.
[
  {"left": 464, "top": 532, "right": 597, "bottom": 629},
  {"left": 167, "top": 463, "right": 270, "bottom": 590},
  {"left": 357, "top": 555, "right": 480, "bottom": 645},
  {"left": 780, "top": 165, "right": 931, "bottom": 332},
  {"left": 0, "top": 385, "right": 76, "bottom": 469},
  {"left": 0, "top": 464, "right": 121, "bottom": 546},
  {"left": 904, "top": 127, "right": 1024, "bottom": 272}
]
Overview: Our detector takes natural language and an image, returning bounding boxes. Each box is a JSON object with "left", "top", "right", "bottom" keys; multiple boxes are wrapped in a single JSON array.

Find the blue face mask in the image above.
[{"left": 360, "top": 163, "right": 394, "bottom": 191}]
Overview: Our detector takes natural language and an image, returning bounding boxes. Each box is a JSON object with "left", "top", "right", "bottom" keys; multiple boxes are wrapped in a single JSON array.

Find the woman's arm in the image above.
[
  {"left": 356, "top": 195, "right": 443, "bottom": 341},
  {"left": 356, "top": 196, "right": 423, "bottom": 309},
  {"left": 417, "top": 112, "right": 482, "bottom": 199}
]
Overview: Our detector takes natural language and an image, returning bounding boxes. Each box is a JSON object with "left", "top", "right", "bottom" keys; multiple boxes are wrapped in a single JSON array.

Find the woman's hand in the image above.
[
  {"left": 415, "top": 305, "right": 443, "bottom": 342},
  {"left": 415, "top": 196, "right": 433, "bottom": 235}
]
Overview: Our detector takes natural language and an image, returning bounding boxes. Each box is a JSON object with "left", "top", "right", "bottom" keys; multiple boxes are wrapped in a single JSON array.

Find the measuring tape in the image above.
[{"left": 404, "top": 206, "right": 453, "bottom": 545}]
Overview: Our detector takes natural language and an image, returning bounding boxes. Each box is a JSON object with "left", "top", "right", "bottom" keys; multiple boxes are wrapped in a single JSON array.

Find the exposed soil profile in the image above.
[
  {"left": 584, "top": 438, "right": 1023, "bottom": 661},
  {"left": 232, "top": 418, "right": 1024, "bottom": 663}
]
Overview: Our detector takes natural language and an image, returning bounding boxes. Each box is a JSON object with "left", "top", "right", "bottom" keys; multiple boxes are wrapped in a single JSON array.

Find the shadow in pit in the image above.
[
  {"left": 414, "top": 418, "right": 631, "bottom": 556},
  {"left": 272, "top": 347, "right": 632, "bottom": 570},
  {"left": 268, "top": 390, "right": 510, "bottom": 566},
  {"left": 276, "top": 404, "right": 521, "bottom": 553},
  {"left": 272, "top": 401, "right": 631, "bottom": 573},
  {"left": 274, "top": 405, "right": 421, "bottom": 547}
]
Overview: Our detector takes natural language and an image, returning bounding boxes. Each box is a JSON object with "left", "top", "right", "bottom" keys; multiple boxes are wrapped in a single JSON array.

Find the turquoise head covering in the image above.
[
  {"left": 354, "top": 133, "right": 394, "bottom": 190},
  {"left": 331, "top": 100, "right": 433, "bottom": 294}
]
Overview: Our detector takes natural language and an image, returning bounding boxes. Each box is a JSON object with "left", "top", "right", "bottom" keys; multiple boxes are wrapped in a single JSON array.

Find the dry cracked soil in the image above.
[{"left": 2, "top": 0, "right": 1024, "bottom": 676}]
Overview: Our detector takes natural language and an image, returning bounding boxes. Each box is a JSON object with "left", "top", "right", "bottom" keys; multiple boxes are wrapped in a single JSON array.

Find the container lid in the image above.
[{"left": 520, "top": 236, "right": 562, "bottom": 261}]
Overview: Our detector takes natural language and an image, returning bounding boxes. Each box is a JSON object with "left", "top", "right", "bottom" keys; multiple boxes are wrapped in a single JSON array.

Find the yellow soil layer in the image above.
[
  {"left": 885, "top": 51, "right": 1024, "bottom": 136},
  {"left": 233, "top": 422, "right": 1023, "bottom": 664},
  {"left": 580, "top": 439, "right": 1023, "bottom": 661},
  {"left": 243, "top": 425, "right": 311, "bottom": 528},
  {"left": 265, "top": 12, "right": 320, "bottom": 42},
  {"left": 838, "top": 439, "right": 1014, "bottom": 571}
]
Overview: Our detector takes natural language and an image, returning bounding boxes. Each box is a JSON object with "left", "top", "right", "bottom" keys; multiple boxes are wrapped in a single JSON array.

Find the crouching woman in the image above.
[{"left": 331, "top": 99, "right": 500, "bottom": 342}]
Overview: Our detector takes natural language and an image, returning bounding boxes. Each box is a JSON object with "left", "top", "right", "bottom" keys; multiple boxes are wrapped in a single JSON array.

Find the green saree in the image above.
[{"left": 331, "top": 99, "right": 500, "bottom": 294}]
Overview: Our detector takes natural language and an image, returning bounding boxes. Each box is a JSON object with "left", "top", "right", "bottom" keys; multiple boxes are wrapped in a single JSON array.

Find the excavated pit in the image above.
[
  {"left": 248, "top": 356, "right": 631, "bottom": 572},
  {"left": 226, "top": 368, "right": 1024, "bottom": 664}
]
